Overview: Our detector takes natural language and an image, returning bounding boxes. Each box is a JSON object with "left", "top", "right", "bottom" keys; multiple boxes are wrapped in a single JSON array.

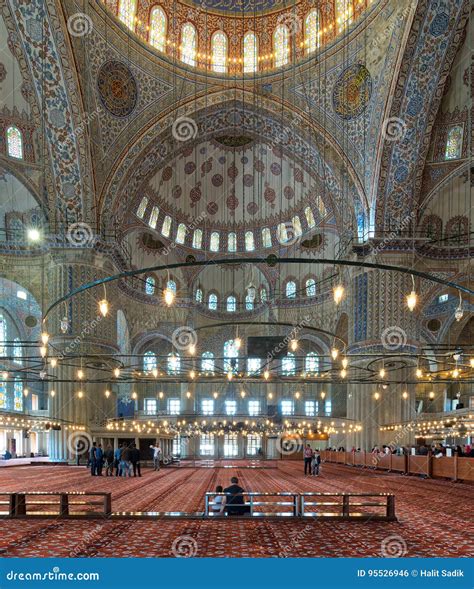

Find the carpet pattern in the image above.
[{"left": 0, "top": 461, "right": 472, "bottom": 558}]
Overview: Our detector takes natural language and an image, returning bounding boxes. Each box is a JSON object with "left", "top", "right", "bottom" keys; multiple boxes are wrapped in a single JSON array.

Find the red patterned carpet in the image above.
[{"left": 0, "top": 461, "right": 472, "bottom": 558}]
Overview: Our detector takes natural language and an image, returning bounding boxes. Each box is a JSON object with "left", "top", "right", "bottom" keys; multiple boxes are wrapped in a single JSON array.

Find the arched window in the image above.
[
  {"left": 0, "top": 314, "right": 6, "bottom": 356},
  {"left": 336, "top": 0, "right": 353, "bottom": 34},
  {"left": 262, "top": 227, "right": 272, "bottom": 248},
  {"left": 245, "top": 291, "right": 254, "bottom": 311},
  {"left": 273, "top": 25, "right": 289, "bottom": 68},
  {"left": 227, "top": 295, "right": 237, "bottom": 312},
  {"left": 192, "top": 228, "right": 203, "bottom": 249},
  {"left": 176, "top": 223, "right": 187, "bottom": 244},
  {"left": 243, "top": 32, "right": 258, "bottom": 73},
  {"left": 445, "top": 125, "right": 463, "bottom": 160},
  {"left": 245, "top": 231, "right": 255, "bottom": 251},
  {"left": 210, "top": 232, "right": 220, "bottom": 252},
  {"left": 145, "top": 276, "right": 155, "bottom": 295},
  {"left": 136, "top": 197, "right": 148, "bottom": 219},
  {"left": 167, "top": 352, "right": 180, "bottom": 374},
  {"left": 228, "top": 232, "right": 237, "bottom": 252},
  {"left": 306, "top": 278, "right": 316, "bottom": 297},
  {"left": 161, "top": 215, "right": 172, "bottom": 237},
  {"left": 144, "top": 351, "right": 157, "bottom": 372},
  {"left": 292, "top": 215, "right": 302, "bottom": 237},
  {"left": 181, "top": 23, "right": 197, "bottom": 67},
  {"left": 305, "top": 9, "right": 321, "bottom": 53},
  {"left": 195, "top": 288, "right": 203, "bottom": 303},
  {"left": 149, "top": 6, "right": 167, "bottom": 52},
  {"left": 149, "top": 206, "right": 159, "bottom": 229},
  {"left": 211, "top": 31, "right": 228, "bottom": 73},
  {"left": 13, "top": 338, "right": 22, "bottom": 365},
  {"left": 305, "top": 206, "right": 316, "bottom": 228},
  {"left": 201, "top": 351, "right": 215, "bottom": 373},
  {"left": 167, "top": 279, "right": 177, "bottom": 293},
  {"left": 223, "top": 339, "right": 239, "bottom": 373},
  {"left": 13, "top": 378, "right": 23, "bottom": 411},
  {"left": 286, "top": 280, "right": 296, "bottom": 299},
  {"left": 0, "top": 381, "right": 6, "bottom": 409},
  {"left": 260, "top": 287, "right": 267, "bottom": 303},
  {"left": 277, "top": 222, "right": 288, "bottom": 244},
  {"left": 118, "top": 0, "right": 137, "bottom": 30},
  {"left": 208, "top": 293, "right": 218, "bottom": 310},
  {"left": 281, "top": 352, "right": 296, "bottom": 375},
  {"left": 305, "top": 351, "right": 319, "bottom": 374}
]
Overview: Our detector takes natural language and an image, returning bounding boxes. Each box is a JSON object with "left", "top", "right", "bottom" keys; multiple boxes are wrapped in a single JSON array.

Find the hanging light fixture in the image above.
[
  {"left": 77, "top": 369, "right": 84, "bottom": 380},
  {"left": 41, "top": 332, "right": 49, "bottom": 345},
  {"left": 240, "top": 390, "right": 246, "bottom": 398},
  {"left": 406, "top": 275, "right": 417, "bottom": 311},
  {"left": 235, "top": 337, "right": 242, "bottom": 350},
  {"left": 455, "top": 292, "right": 464, "bottom": 322},
  {"left": 402, "top": 391, "right": 408, "bottom": 400},
  {"left": 152, "top": 368, "right": 158, "bottom": 378},
  {"left": 267, "top": 392, "right": 273, "bottom": 400},
  {"left": 374, "top": 391, "right": 380, "bottom": 401},
  {"left": 189, "top": 343, "right": 196, "bottom": 355},
  {"left": 132, "top": 391, "right": 137, "bottom": 400},
  {"left": 227, "top": 371, "right": 233, "bottom": 381},
  {"left": 50, "top": 358, "right": 57, "bottom": 368},
  {"left": 50, "top": 390, "right": 56, "bottom": 398},
  {"left": 23, "top": 387, "right": 29, "bottom": 397},
  {"left": 428, "top": 391, "right": 435, "bottom": 399},
  {"left": 331, "top": 347, "right": 339, "bottom": 361},
  {"left": 39, "top": 345, "right": 47, "bottom": 358},
  {"left": 320, "top": 391, "right": 326, "bottom": 399},
  {"left": 113, "top": 367, "right": 120, "bottom": 378},
  {"left": 190, "top": 370, "right": 196, "bottom": 380},
  {"left": 105, "top": 390, "right": 111, "bottom": 398},
  {"left": 379, "top": 367, "right": 386, "bottom": 379},
  {"left": 333, "top": 284, "right": 344, "bottom": 305},
  {"left": 159, "top": 391, "right": 164, "bottom": 399},
  {"left": 1, "top": 371, "right": 8, "bottom": 380},
  {"left": 263, "top": 370, "right": 270, "bottom": 380},
  {"left": 290, "top": 339, "right": 298, "bottom": 352},
  {"left": 340, "top": 368, "right": 347, "bottom": 378},
  {"left": 99, "top": 299, "right": 109, "bottom": 317},
  {"left": 186, "top": 391, "right": 192, "bottom": 399},
  {"left": 77, "top": 390, "right": 83, "bottom": 399},
  {"left": 342, "top": 357, "right": 348, "bottom": 369},
  {"left": 60, "top": 316, "right": 70, "bottom": 333},
  {"left": 213, "top": 391, "right": 218, "bottom": 399}
]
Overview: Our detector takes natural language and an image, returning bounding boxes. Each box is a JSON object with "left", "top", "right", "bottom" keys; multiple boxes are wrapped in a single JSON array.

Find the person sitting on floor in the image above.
[{"left": 224, "top": 477, "right": 249, "bottom": 515}]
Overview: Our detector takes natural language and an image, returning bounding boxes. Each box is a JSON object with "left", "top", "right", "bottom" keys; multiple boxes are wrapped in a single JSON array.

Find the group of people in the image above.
[
  {"left": 368, "top": 444, "right": 474, "bottom": 457},
  {"left": 303, "top": 444, "right": 321, "bottom": 476},
  {"left": 211, "top": 477, "right": 250, "bottom": 515},
  {"left": 87, "top": 442, "right": 143, "bottom": 477}
]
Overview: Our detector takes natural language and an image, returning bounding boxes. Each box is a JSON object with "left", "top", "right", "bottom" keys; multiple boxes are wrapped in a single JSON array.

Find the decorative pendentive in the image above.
[
  {"left": 332, "top": 63, "right": 373, "bottom": 120},
  {"left": 97, "top": 61, "right": 138, "bottom": 117}
]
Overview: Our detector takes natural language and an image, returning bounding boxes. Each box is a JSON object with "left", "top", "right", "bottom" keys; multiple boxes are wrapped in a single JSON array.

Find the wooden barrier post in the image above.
[
  {"left": 342, "top": 495, "right": 350, "bottom": 518},
  {"left": 15, "top": 493, "right": 26, "bottom": 516},
  {"left": 104, "top": 494, "right": 112, "bottom": 516},
  {"left": 9, "top": 493, "right": 16, "bottom": 517},
  {"left": 60, "top": 493, "right": 69, "bottom": 516},
  {"left": 387, "top": 495, "right": 396, "bottom": 521}
]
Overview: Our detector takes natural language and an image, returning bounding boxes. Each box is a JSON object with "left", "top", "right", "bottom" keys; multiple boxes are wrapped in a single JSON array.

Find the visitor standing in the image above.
[
  {"left": 89, "top": 442, "right": 97, "bottom": 476},
  {"left": 303, "top": 444, "right": 313, "bottom": 475},
  {"left": 130, "top": 443, "right": 142, "bottom": 477},
  {"left": 150, "top": 444, "right": 162, "bottom": 471}
]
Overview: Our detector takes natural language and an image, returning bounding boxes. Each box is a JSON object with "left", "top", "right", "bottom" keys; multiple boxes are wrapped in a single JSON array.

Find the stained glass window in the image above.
[
  {"left": 248, "top": 400, "right": 260, "bottom": 416},
  {"left": 305, "top": 400, "right": 316, "bottom": 416},
  {"left": 201, "top": 351, "right": 214, "bottom": 373},
  {"left": 195, "top": 288, "right": 203, "bottom": 303},
  {"left": 118, "top": 0, "right": 137, "bottom": 30},
  {"left": 161, "top": 216, "right": 172, "bottom": 238},
  {"left": 305, "top": 9, "right": 321, "bottom": 53},
  {"left": 168, "top": 398, "right": 181, "bottom": 415},
  {"left": 281, "top": 399, "right": 294, "bottom": 415},
  {"left": 260, "top": 287, "right": 267, "bottom": 302},
  {"left": 181, "top": 23, "right": 197, "bottom": 67},
  {"left": 150, "top": 6, "right": 167, "bottom": 52},
  {"left": 318, "top": 198, "right": 326, "bottom": 218},
  {"left": 176, "top": 223, "right": 187, "bottom": 244},
  {"left": 244, "top": 231, "right": 255, "bottom": 251},
  {"left": 262, "top": 227, "right": 272, "bottom": 248},
  {"left": 243, "top": 32, "right": 258, "bottom": 73},
  {"left": 273, "top": 25, "right": 289, "bottom": 68},
  {"left": 306, "top": 278, "right": 316, "bottom": 297},
  {"left": 223, "top": 339, "right": 239, "bottom": 373},
  {"left": 167, "top": 279, "right": 177, "bottom": 293},
  {"left": 192, "top": 228, "right": 203, "bottom": 249},
  {"left": 228, "top": 232, "right": 237, "bottom": 252},
  {"left": 0, "top": 315, "right": 6, "bottom": 356},
  {"left": 13, "top": 337, "right": 22, "bottom": 365},
  {"left": 305, "top": 352, "right": 319, "bottom": 374},
  {"left": 145, "top": 276, "right": 155, "bottom": 295},
  {"left": 227, "top": 296, "right": 237, "bottom": 312},
  {"left": 336, "top": 0, "right": 353, "bottom": 34},
  {"left": 208, "top": 293, "right": 218, "bottom": 310},
  {"left": 445, "top": 125, "right": 463, "bottom": 160},
  {"left": 325, "top": 399, "right": 332, "bottom": 415},
  {"left": 224, "top": 433, "right": 238, "bottom": 456},
  {"left": 167, "top": 353, "right": 180, "bottom": 375},
  {"left": 286, "top": 280, "right": 296, "bottom": 299},
  {"left": 247, "top": 434, "right": 261, "bottom": 454},
  {"left": 201, "top": 399, "right": 214, "bottom": 415},
  {"left": 245, "top": 292, "right": 254, "bottom": 311},
  {"left": 136, "top": 197, "right": 148, "bottom": 219},
  {"left": 225, "top": 400, "right": 236, "bottom": 415},
  {"left": 210, "top": 232, "right": 220, "bottom": 252},
  {"left": 277, "top": 222, "right": 288, "bottom": 244},
  {"left": 144, "top": 351, "right": 157, "bottom": 372},
  {"left": 211, "top": 31, "right": 228, "bottom": 73},
  {"left": 247, "top": 358, "right": 261, "bottom": 375},
  {"left": 0, "top": 382, "right": 6, "bottom": 409},
  {"left": 281, "top": 352, "right": 296, "bottom": 375},
  {"left": 149, "top": 206, "right": 159, "bottom": 229},
  {"left": 305, "top": 206, "right": 316, "bottom": 228},
  {"left": 200, "top": 432, "right": 215, "bottom": 454},
  {"left": 6, "top": 126, "right": 23, "bottom": 159},
  {"left": 14, "top": 378, "right": 23, "bottom": 411},
  {"left": 292, "top": 216, "right": 302, "bottom": 237}
]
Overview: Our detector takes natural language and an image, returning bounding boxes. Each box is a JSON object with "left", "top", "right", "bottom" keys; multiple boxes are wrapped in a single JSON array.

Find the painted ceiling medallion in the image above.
[
  {"left": 215, "top": 135, "right": 254, "bottom": 147},
  {"left": 97, "top": 61, "right": 138, "bottom": 117},
  {"left": 332, "top": 64, "right": 373, "bottom": 120}
]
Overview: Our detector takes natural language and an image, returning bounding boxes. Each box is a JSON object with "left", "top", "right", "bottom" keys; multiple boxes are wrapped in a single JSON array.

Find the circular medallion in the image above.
[
  {"left": 97, "top": 61, "right": 137, "bottom": 117},
  {"left": 332, "top": 64, "right": 372, "bottom": 120}
]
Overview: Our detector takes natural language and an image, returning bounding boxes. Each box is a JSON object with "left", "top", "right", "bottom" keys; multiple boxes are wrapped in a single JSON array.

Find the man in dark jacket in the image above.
[
  {"left": 89, "top": 442, "right": 97, "bottom": 476},
  {"left": 130, "top": 443, "right": 141, "bottom": 477},
  {"left": 121, "top": 444, "right": 132, "bottom": 477},
  {"left": 224, "top": 477, "right": 249, "bottom": 515}
]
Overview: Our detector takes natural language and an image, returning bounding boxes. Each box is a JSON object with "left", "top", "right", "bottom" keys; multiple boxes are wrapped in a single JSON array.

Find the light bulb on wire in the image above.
[
  {"left": 99, "top": 299, "right": 109, "bottom": 317},
  {"left": 41, "top": 332, "right": 49, "bottom": 345},
  {"left": 331, "top": 348, "right": 339, "bottom": 361},
  {"left": 333, "top": 284, "right": 344, "bottom": 305},
  {"left": 163, "top": 287, "right": 175, "bottom": 306},
  {"left": 290, "top": 339, "right": 298, "bottom": 352},
  {"left": 406, "top": 275, "right": 417, "bottom": 311}
]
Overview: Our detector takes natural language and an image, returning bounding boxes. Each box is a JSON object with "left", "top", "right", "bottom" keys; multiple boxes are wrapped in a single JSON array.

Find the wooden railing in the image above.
[
  {"left": 0, "top": 491, "right": 111, "bottom": 518},
  {"left": 321, "top": 451, "right": 474, "bottom": 482}
]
